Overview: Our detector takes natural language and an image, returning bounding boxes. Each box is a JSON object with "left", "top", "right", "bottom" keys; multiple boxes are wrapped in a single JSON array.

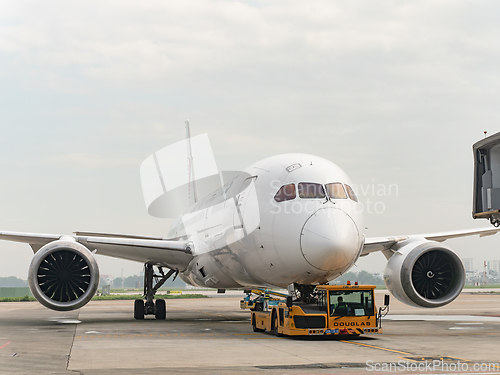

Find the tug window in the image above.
[
  {"left": 329, "top": 290, "right": 373, "bottom": 317},
  {"left": 298, "top": 183, "right": 326, "bottom": 199},
  {"left": 345, "top": 184, "right": 358, "bottom": 202},
  {"left": 326, "top": 183, "right": 347, "bottom": 199},
  {"left": 274, "top": 183, "right": 296, "bottom": 202}
]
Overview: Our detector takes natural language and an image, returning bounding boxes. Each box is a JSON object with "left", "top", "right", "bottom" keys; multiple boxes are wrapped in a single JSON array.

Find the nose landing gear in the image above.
[{"left": 133, "top": 263, "right": 178, "bottom": 320}]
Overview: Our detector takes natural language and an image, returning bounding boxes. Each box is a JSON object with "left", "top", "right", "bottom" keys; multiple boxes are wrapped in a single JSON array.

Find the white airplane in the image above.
[{"left": 1, "top": 130, "right": 499, "bottom": 320}]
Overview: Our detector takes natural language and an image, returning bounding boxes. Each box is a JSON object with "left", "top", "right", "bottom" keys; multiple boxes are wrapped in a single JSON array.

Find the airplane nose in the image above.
[{"left": 300, "top": 207, "right": 360, "bottom": 271}]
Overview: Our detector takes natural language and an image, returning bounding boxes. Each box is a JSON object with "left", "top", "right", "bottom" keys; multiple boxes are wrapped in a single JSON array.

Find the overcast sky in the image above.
[{"left": 1, "top": 1, "right": 500, "bottom": 279}]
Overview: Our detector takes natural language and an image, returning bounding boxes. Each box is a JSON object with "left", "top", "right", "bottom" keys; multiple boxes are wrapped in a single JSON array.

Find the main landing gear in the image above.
[{"left": 133, "top": 264, "right": 178, "bottom": 320}]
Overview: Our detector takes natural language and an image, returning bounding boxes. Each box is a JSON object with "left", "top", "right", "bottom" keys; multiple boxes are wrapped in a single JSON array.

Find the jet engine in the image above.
[
  {"left": 28, "top": 238, "right": 99, "bottom": 311},
  {"left": 383, "top": 239, "right": 465, "bottom": 308}
]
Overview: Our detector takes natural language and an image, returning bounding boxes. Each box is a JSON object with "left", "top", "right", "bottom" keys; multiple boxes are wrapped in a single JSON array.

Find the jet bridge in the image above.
[{"left": 473, "top": 132, "right": 500, "bottom": 226}]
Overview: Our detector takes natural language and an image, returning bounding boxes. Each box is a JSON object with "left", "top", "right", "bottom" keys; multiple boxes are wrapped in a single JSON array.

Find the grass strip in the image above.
[
  {"left": 0, "top": 295, "right": 36, "bottom": 302},
  {"left": 92, "top": 294, "right": 208, "bottom": 300},
  {"left": 0, "top": 294, "right": 208, "bottom": 302}
]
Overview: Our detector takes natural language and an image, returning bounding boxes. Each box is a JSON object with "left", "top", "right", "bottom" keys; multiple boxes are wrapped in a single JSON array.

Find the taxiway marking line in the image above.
[
  {"left": 340, "top": 340, "right": 411, "bottom": 355},
  {"left": 0, "top": 341, "right": 12, "bottom": 351}
]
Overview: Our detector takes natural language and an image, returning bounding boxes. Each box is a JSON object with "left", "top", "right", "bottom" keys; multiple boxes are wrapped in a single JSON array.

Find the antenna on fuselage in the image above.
[{"left": 185, "top": 119, "right": 198, "bottom": 203}]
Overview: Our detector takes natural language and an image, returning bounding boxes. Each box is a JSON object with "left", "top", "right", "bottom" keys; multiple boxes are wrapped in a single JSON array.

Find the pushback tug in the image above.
[{"left": 242, "top": 282, "right": 390, "bottom": 337}]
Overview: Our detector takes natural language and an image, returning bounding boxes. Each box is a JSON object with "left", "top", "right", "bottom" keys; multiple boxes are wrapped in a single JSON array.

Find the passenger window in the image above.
[
  {"left": 274, "top": 183, "right": 296, "bottom": 202},
  {"left": 326, "top": 183, "right": 347, "bottom": 199},
  {"left": 345, "top": 184, "right": 358, "bottom": 202},
  {"left": 298, "top": 183, "right": 326, "bottom": 199}
]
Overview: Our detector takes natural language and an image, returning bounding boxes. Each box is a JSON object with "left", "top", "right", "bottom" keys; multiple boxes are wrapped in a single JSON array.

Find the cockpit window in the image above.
[
  {"left": 298, "top": 182, "right": 326, "bottom": 199},
  {"left": 326, "top": 183, "right": 347, "bottom": 199},
  {"left": 345, "top": 184, "right": 358, "bottom": 202},
  {"left": 274, "top": 183, "right": 296, "bottom": 202}
]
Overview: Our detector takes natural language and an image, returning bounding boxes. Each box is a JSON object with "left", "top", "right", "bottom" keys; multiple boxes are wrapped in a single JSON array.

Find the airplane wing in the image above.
[
  {"left": 362, "top": 227, "right": 500, "bottom": 256},
  {"left": 0, "top": 231, "right": 193, "bottom": 271}
]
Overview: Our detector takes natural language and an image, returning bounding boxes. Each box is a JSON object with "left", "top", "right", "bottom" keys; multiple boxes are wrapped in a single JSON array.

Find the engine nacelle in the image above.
[
  {"left": 383, "top": 239, "right": 465, "bottom": 308},
  {"left": 28, "top": 238, "right": 99, "bottom": 311}
]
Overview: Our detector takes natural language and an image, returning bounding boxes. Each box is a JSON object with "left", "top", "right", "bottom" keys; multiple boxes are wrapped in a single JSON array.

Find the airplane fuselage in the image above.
[{"left": 169, "top": 154, "right": 365, "bottom": 289}]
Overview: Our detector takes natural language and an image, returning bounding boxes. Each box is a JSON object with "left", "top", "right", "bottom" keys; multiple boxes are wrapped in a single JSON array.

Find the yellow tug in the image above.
[{"left": 245, "top": 282, "right": 389, "bottom": 337}]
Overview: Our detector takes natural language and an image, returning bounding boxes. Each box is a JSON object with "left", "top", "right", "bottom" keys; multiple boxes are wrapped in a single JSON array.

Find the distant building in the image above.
[
  {"left": 463, "top": 258, "right": 474, "bottom": 273},
  {"left": 488, "top": 260, "right": 500, "bottom": 275}
]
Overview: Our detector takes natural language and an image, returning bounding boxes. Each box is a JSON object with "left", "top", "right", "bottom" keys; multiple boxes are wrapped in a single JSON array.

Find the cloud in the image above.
[
  {"left": 42, "top": 153, "right": 138, "bottom": 169},
  {"left": 3, "top": 0, "right": 499, "bottom": 94}
]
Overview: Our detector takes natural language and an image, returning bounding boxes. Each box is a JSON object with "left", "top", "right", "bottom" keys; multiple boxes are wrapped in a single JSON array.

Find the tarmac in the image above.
[{"left": 0, "top": 290, "right": 499, "bottom": 375}]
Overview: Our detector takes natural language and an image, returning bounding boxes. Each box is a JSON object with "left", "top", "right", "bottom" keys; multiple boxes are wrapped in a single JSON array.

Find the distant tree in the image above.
[
  {"left": 334, "top": 272, "right": 357, "bottom": 284},
  {"left": 163, "top": 276, "right": 186, "bottom": 289},
  {"left": 99, "top": 277, "right": 110, "bottom": 287},
  {"left": 159, "top": 271, "right": 187, "bottom": 289},
  {"left": 356, "top": 270, "right": 383, "bottom": 285},
  {"left": 118, "top": 272, "right": 187, "bottom": 289},
  {"left": 331, "top": 271, "right": 384, "bottom": 286},
  {"left": 0, "top": 276, "right": 28, "bottom": 287},
  {"left": 123, "top": 275, "right": 142, "bottom": 288},
  {"left": 112, "top": 277, "right": 124, "bottom": 289}
]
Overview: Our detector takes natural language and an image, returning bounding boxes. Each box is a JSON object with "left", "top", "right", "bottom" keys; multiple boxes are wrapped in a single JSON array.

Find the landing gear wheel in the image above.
[
  {"left": 252, "top": 316, "right": 263, "bottom": 332},
  {"left": 134, "top": 299, "right": 145, "bottom": 320},
  {"left": 155, "top": 299, "right": 166, "bottom": 320},
  {"left": 252, "top": 320, "right": 258, "bottom": 332},
  {"left": 271, "top": 309, "right": 282, "bottom": 336},
  {"left": 273, "top": 311, "right": 283, "bottom": 337}
]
